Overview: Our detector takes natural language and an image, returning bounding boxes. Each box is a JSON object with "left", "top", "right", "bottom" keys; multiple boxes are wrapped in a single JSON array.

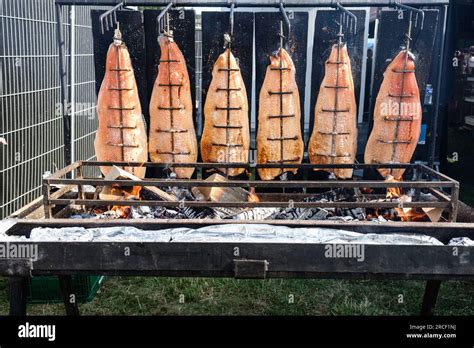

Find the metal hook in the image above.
[
  {"left": 157, "top": 2, "right": 174, "bottom": 37},
  {"left": 334, "top": 2, "right": 357, "bottom": 35},
  {"left": 99, "top": 2, "right": 124, "bottom": 35},
  {"left": 278, "top": 1, "right": 291, "bottom": 50},
  {"left": 392, "top": 1, "right": 425, "bottom": 30}
]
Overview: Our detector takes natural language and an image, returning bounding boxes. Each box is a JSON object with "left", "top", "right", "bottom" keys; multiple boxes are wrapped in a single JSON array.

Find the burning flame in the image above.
[
  {"left": 385, "top": 175, "right": 402, "bottom": 199},
  {"left": 248, "top": 187, "right": 260, "bottom": 203},
  {"left": 384, "top": 176, "right": 427, "bottom": 222},
  {"left": 109, "top": 184, "right": 142, "bottom": 218}
]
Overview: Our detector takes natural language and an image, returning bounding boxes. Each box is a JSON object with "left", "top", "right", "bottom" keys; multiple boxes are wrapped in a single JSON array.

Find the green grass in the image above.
[{"left": 0, "top": 277, "right": 473, "bottom": 315}]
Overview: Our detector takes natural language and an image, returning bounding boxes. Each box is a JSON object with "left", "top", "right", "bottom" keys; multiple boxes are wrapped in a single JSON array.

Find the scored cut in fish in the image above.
[
  {"left": 149, "top": 36, "right": 197, "bottom": 179},
  {"left": 201, "top": 48, "right": 249, "bottom": 177},
  {"left": 308, "top": 44, "right": 358, "bottom": 179},
  {"left": 95, "top": 29, "right": 147, "bottom": 178},
  {"left": 257, "top": 48, "right": 303, "bottom": 180},
  {"left": 364, "top": 50, "right": 422, "bottom": 180}
]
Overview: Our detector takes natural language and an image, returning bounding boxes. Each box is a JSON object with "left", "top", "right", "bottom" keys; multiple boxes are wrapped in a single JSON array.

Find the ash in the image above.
[{"left": 69, "top": 187, "right": 371, "bottom": 221}]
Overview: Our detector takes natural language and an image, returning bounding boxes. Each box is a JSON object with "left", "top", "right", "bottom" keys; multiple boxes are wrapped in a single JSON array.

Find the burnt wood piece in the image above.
[
  {"left": 58, "top": 275, "right": 81, "bottom": 316},
  {"left": 420, "top": 280, "right": 442, "bottom": 316},
  {"left": 9, "top": 276, "right": 28, "bottom": 316}
]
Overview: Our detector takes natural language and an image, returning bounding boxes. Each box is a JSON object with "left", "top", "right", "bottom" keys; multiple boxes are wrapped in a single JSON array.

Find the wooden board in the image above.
[
  {"left": 309, "top": 9, "right": 367, "bottom": 147},
  {"left": 368, "top": 9, "right": 440, "bottom": 161},
  {"left": 255, "top": 11, "right": 308, "bottom": 142},
  {"left": 91, "top": 10, "right": 148, "bottom": 125},
  {"left": 201, "top": 11, "right": 254, "bottom": 137},
  {"left": 143, "top": 9, "right": 196, "bottom": 179}
]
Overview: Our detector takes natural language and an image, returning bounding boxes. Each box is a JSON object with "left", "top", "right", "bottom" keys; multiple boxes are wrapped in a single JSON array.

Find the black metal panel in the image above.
[
  {"left": 255, "top": 11, "right": 308, "bottom": 141},
  {"left": 367, "top": 9, "right": 440, "bottom": 161},
  {"left": 91, "top": 10, "right": 148, "bottom": 123},
  {"left": 309, "top": 10, "right": 367, "bottom": 147},
  {"left": 201, "top": 11, "right": 254, "bottom": 136}
]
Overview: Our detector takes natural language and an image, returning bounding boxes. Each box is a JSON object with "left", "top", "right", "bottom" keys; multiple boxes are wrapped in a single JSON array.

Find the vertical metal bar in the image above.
[
  {"left": 429, "top": 4, "right": 448, "bottom": 167},
  {"left": 9, "top": 276, "right": 28, "bottom": 316},
  {"left": 58, "top": 275, "right": 81, "bottom": 316},
  {"left": 56, "top": 4, "right": 72, "bottom": 167},
  {"left": 70, "top": 5, "right": 76, "bottom": 166},
  {"left": 76, "top": 163, "right": 84, "bottom": 210},
  {"left": 450, "top": 181, "right": 460, "bottom": 222},
  {"left": 420, "top": 280, "right": 441, "bottom": 316},
  {"left": 42, "top": 180, "right": 52, "bottom": 219}
]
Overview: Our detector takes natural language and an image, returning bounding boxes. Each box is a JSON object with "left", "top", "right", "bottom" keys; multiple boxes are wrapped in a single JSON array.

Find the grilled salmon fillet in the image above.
[
  {"left": 308, "top": 44, "right": 357, "bottom": 179},
  {"left": 257, "top": 48, "right": 303, "bottom": 180},
  {"left": 364, "top": 50, "right": 422, "bottom": 180},
  {"left": 95, "top": 30, "right": 147, "bottom": 178},
  {"left": 201, "top": 48, "right": 249, "bottom": 177},
  {"left": 149, "top": 36, "right": 197, "bottom": 179}
]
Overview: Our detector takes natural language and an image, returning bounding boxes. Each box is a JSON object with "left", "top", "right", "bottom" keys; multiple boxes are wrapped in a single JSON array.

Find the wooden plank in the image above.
[
  {"left": 101, "top": 166, "right": 178, "bottom": 201},
  {"left": 255, "top": 11, "right": 308, "bottom": 153},
  {"left": 201, "top": 11, "right": 254, "bottom": 138},
  {"left": 195, "top": 173, "right": 249, "bottom": 202},
  {"left": 309, "top": 9, "right": 367, "bottom": 149},
  {"left": 367, "top": 9, "right": 440, "bottom": 161},
  {"left": 0, "top": 242, "right": 471, "bottom": 278},
  {"left": 91, "top": 10, "right": 148, "bottom": 123},
  {"left": 143, "top": 9, "right": 196, "bottom": 179}
]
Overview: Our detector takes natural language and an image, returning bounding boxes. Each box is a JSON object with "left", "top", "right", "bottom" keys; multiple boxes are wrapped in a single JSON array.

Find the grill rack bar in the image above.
[{"left": 42, "top": 161, "right": 460, "bottom": 222}]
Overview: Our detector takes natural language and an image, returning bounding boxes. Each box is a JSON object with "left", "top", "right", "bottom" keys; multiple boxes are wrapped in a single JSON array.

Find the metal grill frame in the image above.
[{"left": 38, "top": 160, "right": 460, "bottom": 222}]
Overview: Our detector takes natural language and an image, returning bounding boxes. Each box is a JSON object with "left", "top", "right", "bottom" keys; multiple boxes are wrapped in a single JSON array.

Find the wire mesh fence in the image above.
[{"left": 0, "top": 0, "right": 99, "bottom": 218}]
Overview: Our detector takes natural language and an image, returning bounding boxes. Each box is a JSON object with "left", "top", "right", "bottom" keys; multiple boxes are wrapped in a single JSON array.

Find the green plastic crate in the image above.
[{"left": 27, "top": 276, "right": 104, "bottom": 304}]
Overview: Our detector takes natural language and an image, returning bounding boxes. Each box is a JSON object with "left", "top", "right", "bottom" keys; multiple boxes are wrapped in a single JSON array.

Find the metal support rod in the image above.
[
  {"left": 279, "top": 1, "right": 291, "bottom": 43},
  {"left": 58, "top": 275, "right": 81, "bottom": 316},
  {"left": 429, "top": 4, "right": 448, "bottom": 168},
  {"left": 56, "top": 4, "right": 72, "bottom": 167},
  {"left": 420, "top": 280, "right": 441, "bottom": 316},
  {"left": 9, "top": 277, "right": 28, "bottom": 316},
  {"left": 55, "top": 1, "right": 450, "bottom": 6}
]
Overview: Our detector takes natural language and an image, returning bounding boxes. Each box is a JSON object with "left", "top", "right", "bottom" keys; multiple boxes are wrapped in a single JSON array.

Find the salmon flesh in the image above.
[
  {"left": 201, "top": 49, "right": 249, "bottom": 177},
  {"left": 149, "top": 36, "right": 197, "bottom": 179},
  {"left": 95, "top": 32, "right": 147, "bottom": 178},
  {"left": 257, "top": 48, "right": 303, "bottom": 180},
  {"left": 308, "top": 44, "right": 357, "bottom": 179},
  {"left": 364, "top": 50, "right": 422, "bottom": 180}
]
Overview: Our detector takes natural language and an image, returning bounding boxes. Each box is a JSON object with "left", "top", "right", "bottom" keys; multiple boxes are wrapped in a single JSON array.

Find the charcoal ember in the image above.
[
  {"left": 170, "top": 187, "right": 195, "bottom": 201},
  {"left": 179, "top": 207, "right": 215, "bottom": 219},
  {"left": 131, "top": 206, "right": 154, "bottom": 219},
  {"left": 328, "top": 216, "right": 354, "bottom": 221},
  {"left": 70, "top": 213, "right": 94, "bottom": 219},
  {"left": 153, "top": 207, "right": 180, "bottom": 219}
]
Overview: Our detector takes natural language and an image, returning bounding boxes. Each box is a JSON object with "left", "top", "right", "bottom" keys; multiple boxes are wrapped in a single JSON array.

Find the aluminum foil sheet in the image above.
[{"left": 0, "top": 223, "right": 445, "bottom": 245}]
